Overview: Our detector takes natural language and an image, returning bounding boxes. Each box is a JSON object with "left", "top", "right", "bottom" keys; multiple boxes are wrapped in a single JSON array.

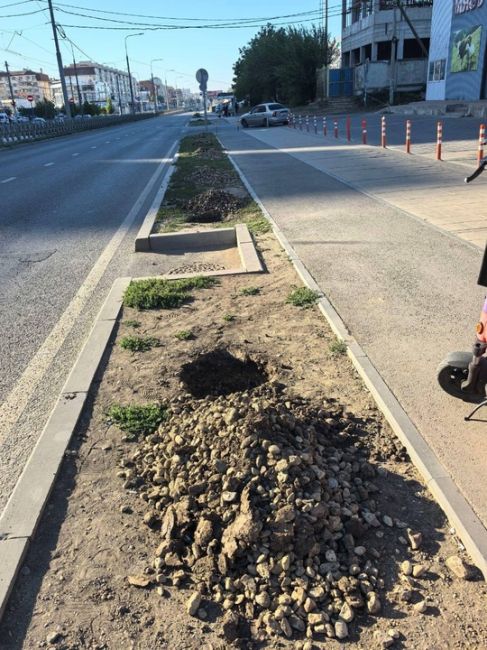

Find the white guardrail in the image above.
[{"left": 0, "top": 113, "right": 157, "bottom": 147}]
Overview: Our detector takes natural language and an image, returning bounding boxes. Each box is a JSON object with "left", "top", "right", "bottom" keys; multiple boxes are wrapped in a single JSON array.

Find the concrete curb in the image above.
[
  {"left": 0, "top": 277, "right": 130, "bottom": 621},
  {"left": 134, "top": 144, "right": 179, "bottom": 252},
  {"left": 225, "top": 146, "right": 487, "bottom": 579}
]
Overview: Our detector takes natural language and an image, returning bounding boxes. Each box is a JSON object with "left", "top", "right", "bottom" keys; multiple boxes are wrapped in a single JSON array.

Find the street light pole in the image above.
[
  {"left": 4, "top": 61, "right": 16, "bottom": 116},
  {"left": 125, "top": 32, "right": 142, "bottom": 114},
  {"left": 47, "top": 0, "right": 71, "bottom": 118}
]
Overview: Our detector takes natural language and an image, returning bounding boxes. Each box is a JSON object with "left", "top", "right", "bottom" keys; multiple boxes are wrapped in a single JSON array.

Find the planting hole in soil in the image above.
[{"left": 179, "top": 347, "right": 268, "bottom": 398}]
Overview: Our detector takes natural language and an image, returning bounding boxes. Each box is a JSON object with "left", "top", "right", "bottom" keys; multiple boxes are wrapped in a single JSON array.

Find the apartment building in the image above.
[{"left": 0, "top": 69, "right": 52, "bottom": 110}]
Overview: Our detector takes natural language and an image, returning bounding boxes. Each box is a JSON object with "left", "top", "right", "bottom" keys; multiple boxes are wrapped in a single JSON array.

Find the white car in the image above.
[{"left": 240, "top": 102, "right": 289, "bottom": 128}]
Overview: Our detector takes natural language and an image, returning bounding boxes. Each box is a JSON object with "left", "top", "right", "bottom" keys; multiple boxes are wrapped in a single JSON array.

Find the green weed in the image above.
[
  {"left": 174, "top": 330, "right": 194, "bottom": 340},
  {"left": 240, "top": 286, "right": 260, "bottom": 296},
  {"left": 223, "top": 314, "right": 236, "bottom": 322},
  {"left": 286, "top": 287, "right": 319, "bottom": 308},
  {"left": 329, "top": 340, "right": 347, "bottom": 356},
  {"left": 119, "top": 335, "right": 159, "bottom": 352},
  {"left": 123, "top": 276, "right": 216, "bottom": 310},
  {"left": 107, "top": 403, "right": 167, "bottom": 439},
  {"left": 124, "top": 320, "right": 140, "bottom": 328}
]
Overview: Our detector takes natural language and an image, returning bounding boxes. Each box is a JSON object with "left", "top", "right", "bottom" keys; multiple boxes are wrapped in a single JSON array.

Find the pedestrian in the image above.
[
  {"left": 223, "top": 103, "right": 229, "bottom": 118},
  {"left": 235, "top": 102, "right": 239, "bottom": 116}
]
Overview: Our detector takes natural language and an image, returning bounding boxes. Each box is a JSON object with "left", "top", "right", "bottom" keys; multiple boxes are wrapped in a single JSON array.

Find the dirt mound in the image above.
[
  {"left": 189, "top": 134, "right": 225, "bottom": 160},
  {"left": 183, "top": 189, "right": 244, "bottom": 223},
  {"left": 122, "top": 368, "right": 394, "bottom": 644},
  {"left": 188, "top": 166, "right": 237, "bottom": 188}
]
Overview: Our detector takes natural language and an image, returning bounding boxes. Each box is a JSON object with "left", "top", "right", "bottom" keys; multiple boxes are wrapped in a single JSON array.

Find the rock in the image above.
[
  {"left": 222, "top": 491, "right": 237, "bottom": 503},
  {"left": 339, "top": 602, "right": 354, "bottom": 623},
  {"left": 187, "top": 592, "right": 202, "bottom": 616},
  {"left": 127, "top": 575, "right": 150, "bottom": 588},
  {"left": 407, "top": 529, "right": 422, "bottom": 550},
  {"left": 363, "top": 512, "right": 380, "bottom": 527},
  {"left": 367, "top": 591, "right": 381, "bottom": 614},
  {"left": 412, "top": 564, "right": 427, "bottom": 578},
  {"left": 445, "top": 555, "right": 474, "bottom": 580},
  {"left": 120, "top": 505, "right": 132, "bottom": 514},
  {"left": 401, "top": 560, "right": 413, "bottom": 576},
  {"left": 413, "top": 600, "right": 428, "bottom": 614},
  {"left": 255, "top": 591, "right": 270, "bottom": 608},
  {"left": 46, "top": 631, "right": 62, "bottom": 645},
  {"left": 198, "top": 608, "right": 208, "bottom": 619},
  {"left": 383, "top": 515, "right": 393, "bottom": 527},
  {"left": 335, "top": 620, "right": 348, "bottom": 640},
  {"left": 303, "top": 642, "right": 313, "bottom": 650},
  {"left": 268, "top": 444, "right": 281, "bottom": 456}
]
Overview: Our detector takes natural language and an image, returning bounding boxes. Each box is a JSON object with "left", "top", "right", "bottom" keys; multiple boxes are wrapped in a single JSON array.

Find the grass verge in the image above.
[{"left": 124, "top": 276, "right": 216, "bottom": 310}]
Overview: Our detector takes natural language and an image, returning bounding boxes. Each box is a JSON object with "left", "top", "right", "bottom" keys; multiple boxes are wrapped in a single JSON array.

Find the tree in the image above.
[
  {"left": 106, "top": 96, "right": 115, "bottom": 114},
  {"left": 34, "top": 99, "right": 56, "bottom": 119},
  {"left": 233, "top": 24, "right": 339, "bottom": 106}
]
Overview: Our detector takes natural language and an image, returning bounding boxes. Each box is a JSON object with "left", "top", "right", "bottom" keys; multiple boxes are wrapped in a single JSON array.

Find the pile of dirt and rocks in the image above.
[
  {"left": 183, "top": 189, "right": 245, "bottom": 222},
  {"left": 119, "top": 351, "right": 422, "bottom": 645},
  {"left": 190, "top": 135, "right": 225, "bottom": 160},
  {"left": 188, "top": 166, "right": 237, "bottom": 188}
]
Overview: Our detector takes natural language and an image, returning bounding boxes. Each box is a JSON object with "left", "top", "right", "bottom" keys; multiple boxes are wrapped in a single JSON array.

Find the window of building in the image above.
[
  {"left": 428, "top": 59, "right": 446, "bottom": 82},
  {"left": 403, "top": 38, "right": 430, "bottom": 59},
  {"left": 377, "top": 41, "right": 392, "bottom": 60}
]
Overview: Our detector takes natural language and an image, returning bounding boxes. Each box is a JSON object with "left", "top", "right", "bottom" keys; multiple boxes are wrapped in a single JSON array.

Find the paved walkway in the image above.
[{"left": 217, "top": 120, "right": 487, "bottom": 536}]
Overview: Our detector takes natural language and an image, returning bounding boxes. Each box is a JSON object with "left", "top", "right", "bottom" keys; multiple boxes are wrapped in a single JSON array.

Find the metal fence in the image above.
[{"left": 0, "top": 113, "right": 157, "bottom": 147}]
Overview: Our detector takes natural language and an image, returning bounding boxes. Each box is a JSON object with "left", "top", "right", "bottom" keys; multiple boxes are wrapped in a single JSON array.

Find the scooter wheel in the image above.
[{"left": 437, "top": 355, "right": 475, "bottom": 400}]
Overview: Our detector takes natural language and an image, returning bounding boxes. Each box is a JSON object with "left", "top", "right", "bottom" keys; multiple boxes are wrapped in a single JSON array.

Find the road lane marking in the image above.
[
  {"left": 0, "top": 138, "right": 179, "bottom": 451},
  {"left": 43, "top": 162, "right": 54, "bottom": 167},
  {"left": 90, "top": 146, "right": 97, "bottom": 149},
  {"left": 1, "top": 177, "right": 16, "bottom": 184},
  {"left": 72, "top": 153, "right": 79, "bottom": 157},
  {"left": 105, "top": 141, "right": 111, "bottom": 144}
]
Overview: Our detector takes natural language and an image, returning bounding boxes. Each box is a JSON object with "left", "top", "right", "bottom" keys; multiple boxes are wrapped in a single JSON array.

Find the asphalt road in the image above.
[{"left": 0, "top": 113, "right": 187, "bottom": 512}]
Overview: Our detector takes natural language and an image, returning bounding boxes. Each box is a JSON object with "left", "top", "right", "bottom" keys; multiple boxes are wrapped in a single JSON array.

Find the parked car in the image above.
[
  {"left": 240, "top": 103, "right": 289, "bottom": 128},
  {"left": 31, "top": 117, "right": 46, "bottom": 125}
]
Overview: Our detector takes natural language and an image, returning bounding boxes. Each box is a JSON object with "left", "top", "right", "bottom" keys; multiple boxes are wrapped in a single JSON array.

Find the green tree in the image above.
[
  {"left": 34, "top": 99, "right": 56, "bottom": 119},
  {"left": 233, "top": 24, "right": 339, "bottom": 106},
  {"left": 106, "top": 96, "right": 115, "bottom": 114}
]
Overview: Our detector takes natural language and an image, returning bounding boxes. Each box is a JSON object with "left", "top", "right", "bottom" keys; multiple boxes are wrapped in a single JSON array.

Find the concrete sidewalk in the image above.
[
  {"left": 226, "top": 118, "right": 487, "bottom": 249},
  {"left": 217, "top": 120, "right": 487, "bottom": 540}
]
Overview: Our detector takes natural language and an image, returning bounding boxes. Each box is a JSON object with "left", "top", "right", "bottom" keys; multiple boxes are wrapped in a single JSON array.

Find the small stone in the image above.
[
  {"left": 303, "top": 642, "right": 313, "bottom": 650},
  {"left": 289, "top": 614, "right": 306, "bottom": 632},
  {"left": 388, "top": 629, "right": 400, "bottom": 640},
  {"left": 412, "top": 564, "right": 427, "bottom": 578},
  {"left": 383, "top": 515, "right": 393, "bottom": 527},
  {"left": 335, "top": 620, "right": 348, "bottom": 640},
  {"left": 354, "top": 546, "right": 366, "bottom": 556},
  {"left": 120, "top": 505, "right": 132, "bottom": 514},
  {"left": 407, "top": 529, "right": 422, "bottom": 550},
  {"left": 303, "top": 597, "right": 316, "bottom": 613},
  {"left": 367, "top": 591, "right": 381, "bottom": 614},
  {"left": 156, "top": 586, "right": 168, "bottom": 597},
  {"left": 445, "top": 555, "right": 474, "bottom": 580},
  {"left": 413, "top": 600, "right": 428, "bottom": 614},
  {"left": 325, "top": 550, "right": 337, "bottom": 562},
  {"left": 187, "top": 592, "right": 202, "bottom": 616},
  {"left": 127, "top": 575, "right": 150, "bottom": 588},
  {"left": 339, "top": 602, "right": 354, "bottom": 623},
  {"left": 401, "top": 560, "right": 413, "bottom": 576},
  {"left": 281, "top": 554, "right": 291, "bottom": 571},
  {"left": 198, "top": 608, "right": 208, "bottom": 619},
  {"left": 255, "top": 591, "right": 270, "bottom": 608},
  {"left": 46, "top": 631, "right": 62, "bottom": 645},
  {"left": 221, "top": 491, "right": 237, "bottom": 503},
  {"left": 280, "top": 616, "right": 292, "bottom": 638},
  {"left": 268, "top": 444, "right": 281, "bottom": 456},
  {"left": 363, "top": 512, "right": 380, "bottom": 527}
]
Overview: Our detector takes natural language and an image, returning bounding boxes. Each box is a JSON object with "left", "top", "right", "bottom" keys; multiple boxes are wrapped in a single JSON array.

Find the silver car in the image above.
[{"left": 240, "top": 102, "right": 289, "bottom": 128}]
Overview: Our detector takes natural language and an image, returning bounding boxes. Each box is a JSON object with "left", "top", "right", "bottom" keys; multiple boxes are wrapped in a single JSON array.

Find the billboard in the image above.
[{"left": 450, "top": 24, "right": 483, "bottom": 72}]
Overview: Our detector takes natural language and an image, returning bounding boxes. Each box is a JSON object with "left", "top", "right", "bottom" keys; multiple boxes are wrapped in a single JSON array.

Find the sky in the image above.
[{"left": 0, "top": 0, "right": 343, "bottom": 93}]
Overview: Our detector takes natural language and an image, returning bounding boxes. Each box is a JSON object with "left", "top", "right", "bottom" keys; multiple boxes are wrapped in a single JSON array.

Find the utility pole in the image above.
[
  {"left": 47, "top": 0, "right": 71, "bottom": 118},
  {"left": 4, "top": 61, "right": 16, "bottom": 115},
  {"left": 324, "top": 0, "right": 329, "bottom": 66},
  {"left": 124, "top": 33, "right": 142, "bottom": 115},
  {"left": 396, "top": 0, "right": 428, "bottom": 58},
  {"left": 389, "top": 3, "right": 397, "bottom": 105},
  {"left": 116, "top": 74, "right": 123, "bottom": 115}
]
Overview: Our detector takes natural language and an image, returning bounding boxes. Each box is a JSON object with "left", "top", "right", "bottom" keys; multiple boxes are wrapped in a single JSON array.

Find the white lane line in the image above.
[
  {"left": 105, "top": 141, "right": 111, "bottom": 144},
  {"left": 44, "top": 162, "right": 54, "bottom": 167},
  {"left": 0, "top": 139, "right": 179, "bottom": 449},
  {"left": 72, "top": 152, "right": 79, "bottom": 157},
  {"left": 90, "top": 146, "right": 97, "bottom": 149},
  {"left": 1, "top": 176, "right": 16, "bottom": 184}
]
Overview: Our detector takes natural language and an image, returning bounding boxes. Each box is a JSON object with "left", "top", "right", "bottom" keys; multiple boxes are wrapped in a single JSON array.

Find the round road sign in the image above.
[
  {"left": 196, "top": 68, "right": 209, "bottom": 84},
  {"left": 27, "top": 95, "right": 34, "bottom": 102}
]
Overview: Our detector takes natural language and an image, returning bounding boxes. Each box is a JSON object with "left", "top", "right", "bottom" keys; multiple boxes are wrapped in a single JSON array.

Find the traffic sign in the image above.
[
  {"left": 196, "top": 68, "right": 208, "bottom": 84},
  {"left": 27, "top": 95, "right": 34, "bottom": 102}
]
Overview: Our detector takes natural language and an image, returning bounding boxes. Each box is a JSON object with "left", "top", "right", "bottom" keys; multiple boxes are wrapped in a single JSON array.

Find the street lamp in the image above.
[
  {"left": 150, "top": 58, "right": 163, "bottom": 113},
  {"left": 125, "top": 32, "right": 143, "bottom": 114}
]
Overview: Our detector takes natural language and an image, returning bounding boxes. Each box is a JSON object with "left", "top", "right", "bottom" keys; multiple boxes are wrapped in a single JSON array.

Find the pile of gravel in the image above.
[
  {"left": 120, "top": 370, "right": 401, "bottom": 644},
  {"left": 183, "top": 189, "right": 244, "bottom": 222}
]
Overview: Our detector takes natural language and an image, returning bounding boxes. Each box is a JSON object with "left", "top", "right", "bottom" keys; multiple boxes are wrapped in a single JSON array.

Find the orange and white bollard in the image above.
[
  {"left": 313, "top": 115, "right": 317, "bottom": 134},
  {"left": 478, "top": 123, "right": 485, "bottom": 163},
  {"left": 436, "top": 121, "right": 443, "bottom": 160},
  {"left": 361, "top": 119, "right": 367, "bottom": 145},
  {"left": 381, "top": 116, "right": 387, "bottom": 148},
  {"left": 346, "top": 116, "right": 351, "bottom": 142},
  {"left": 405, "top": 119, "right": 411, "bottom": 154},
  {"left": 323, "top": 116, "right": 327, "bottom": 136},
  {"left": 306, "top": 115, "right": 309, "bottom": 132},
  {"left": 334, "top": 119, "right": 338, "bottom": 138}
]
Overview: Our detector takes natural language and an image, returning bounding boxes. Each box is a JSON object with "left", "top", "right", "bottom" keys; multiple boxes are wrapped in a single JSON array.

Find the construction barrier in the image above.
[
  {"left": 313, "top": 116, "right": 317, "bottom": 134},
  {"left": 361, "top": 119, "right": 367, "bottom": 145},
  {"left": 478, "top": 123, "right": 485, "bottom": 163},
  {"left": 381, "top": 116, "right": 387, "bottom": 148},
  {"left": 406, "top": 119, "right": 411, "bottom": 154},
  {"left": 334, "top": 119, "right": 338, "bottom": 138},
  {"left": 323, "top": 116, "right": 327, "bottom": 136},
  {"left": 346, "top": 116, "right": 351, "bottom": 142},
  {"left": 436, "top": 121, "right": 443, "bottom": 161}
]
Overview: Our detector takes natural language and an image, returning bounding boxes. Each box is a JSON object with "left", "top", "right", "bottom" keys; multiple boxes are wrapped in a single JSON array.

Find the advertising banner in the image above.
[{"left": 450, "top": 24, "right": 483, "bottom": 72}]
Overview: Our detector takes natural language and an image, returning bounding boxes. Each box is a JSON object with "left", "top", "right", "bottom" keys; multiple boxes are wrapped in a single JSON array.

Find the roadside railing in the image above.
[{"left": 0, "top": 113, "right": 157, "bottom": 147}]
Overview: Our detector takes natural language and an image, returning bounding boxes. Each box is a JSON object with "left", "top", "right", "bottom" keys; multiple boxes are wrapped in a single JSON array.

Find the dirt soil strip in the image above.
[{"left": 1, "top": 233, "right": 487, "bottom": 650}]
